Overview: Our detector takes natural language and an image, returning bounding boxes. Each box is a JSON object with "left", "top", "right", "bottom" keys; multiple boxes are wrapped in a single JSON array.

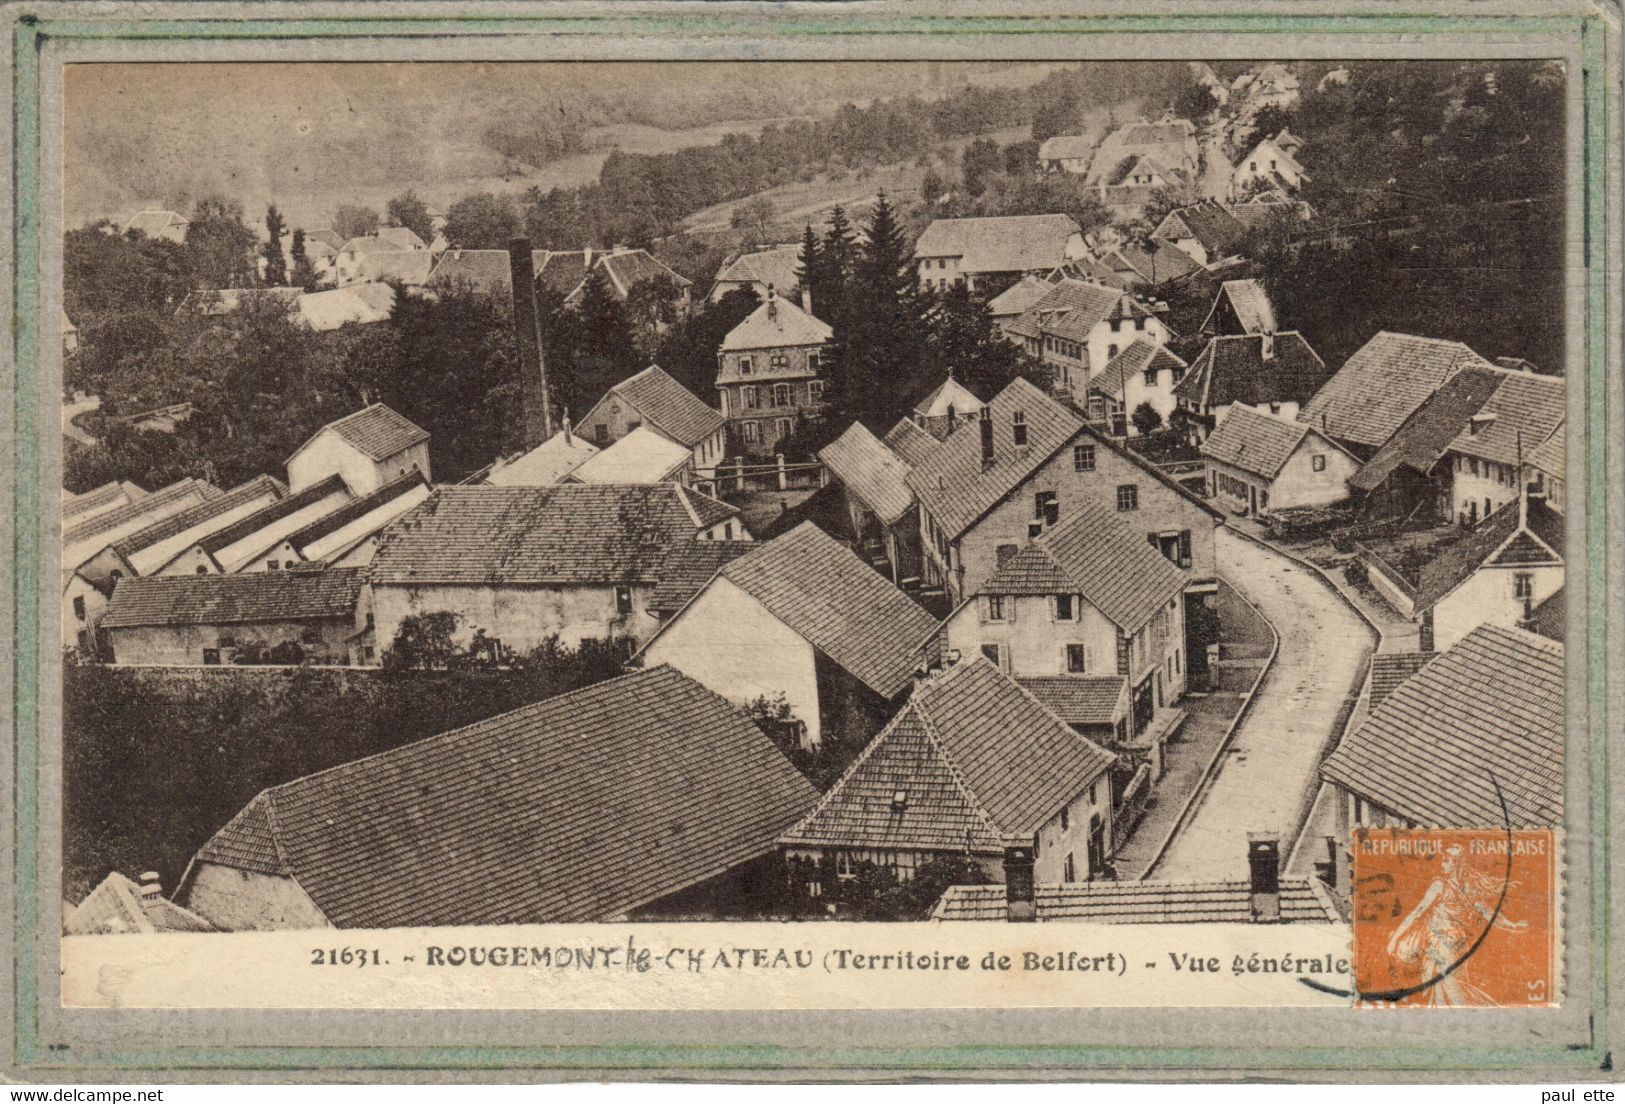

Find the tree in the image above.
[
  {"left": 261, "top": 205, "right": 288, "bottom": 287},
  {"left": 568, "top": 267, "right": 639, "bottom": 410},
  {"left": 443, "top": 192, "right": 521, "bottom": 250},
  {"left": 1249, "top": 104, "right": 1297, "bottom": 142},
  {"left": 1173, "top": 80, "right": 1219, "bottom": 122},
  {"left": 927, "top": 284, "right": 1050, "bottom": 400},
  {"left": 333, "top": 204, "right": 380, "bottom": 242},
  {"left": 919, "top": 169, "right": 947, "bottom": 207},
  {"left": 385, "top": 189, "right": 436, "bottom": 246},
  {"left": 654, "top": 286, "right": 758, "bottom": 404},
  {"left": 1002, "top": 138, "right": 1040, "bottom": 176},
  {"left": 961, "top": 137, "right": 1002, "bottom": 197},
  {"left": 623, "top": 275, "right": 683, "bottom": 354},
  {"left": 382, "top": 611, "right": 464, "bottom": 670},
  {"left": 729, "top": 195, "right": 776, "bottom": 243},
  {"left": 64, "top": 220, "right": 193, "bottom": 319},
  {"left": 183, "top": 197, "right": 259, "bottom": 289},
  {"left": 1131, "top": 401, "right": 1164, "bottom": 437},
  {"left": 288, "top": 228, "right": 320, "bottom": 291}
]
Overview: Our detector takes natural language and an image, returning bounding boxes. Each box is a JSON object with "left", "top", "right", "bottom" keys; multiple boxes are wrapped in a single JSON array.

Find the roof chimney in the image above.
[
  {"left": 507, "top": 238, "right": 552, "bottom": 449},
  {"left": 766, "top": 283, "right": 778, "bottom": 322},
  {"left": 1003, "top": 845, "right": 1037, "bottom": 922},
  {"left": 1248, "top": 834, "right": 1282, "bottom": 923},
  {"left": 1260, "top": 332, "right": 1275, "bottom": 361},
  {"left": 138, "top": 871, "right": 163, "bottom": 909},
  {"left": 978, "top": 406, "right": 995, "bottom": 470}
]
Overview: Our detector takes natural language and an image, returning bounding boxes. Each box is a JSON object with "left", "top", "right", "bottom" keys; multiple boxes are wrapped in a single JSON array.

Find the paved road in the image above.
[
  {"left": 62, "top": 393, "right": 101, "bottom": 447},
  {"left": 1150, "top": 527, "right": 1374, "bottom": 881}
]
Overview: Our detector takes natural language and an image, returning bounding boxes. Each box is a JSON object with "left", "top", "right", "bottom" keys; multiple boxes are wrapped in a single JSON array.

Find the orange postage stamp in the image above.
[{"left": 1350, "top": 828, "right": 1558, "bottom": 1008}]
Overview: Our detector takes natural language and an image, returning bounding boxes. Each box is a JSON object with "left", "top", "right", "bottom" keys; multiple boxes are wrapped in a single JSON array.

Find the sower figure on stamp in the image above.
[{"left": 1386, "top": 844, "right": 1529, "bottom": 1007}]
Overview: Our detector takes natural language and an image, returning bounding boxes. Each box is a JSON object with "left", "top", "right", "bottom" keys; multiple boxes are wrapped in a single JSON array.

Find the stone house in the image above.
[
  {"left": 716, "top": 289, "right": 832, "bottom": 456},
  {"left": 1200, "top": 405, "right": 1360, "bottom": 516},
  {"left": 1003, "top": 280, "right": 1171, "bottom": 407},
  {"left": 1232, "top": 130, "right": 1309, "bottom": 197},
  {"left": 286, "top": 403, "right": 431, "bottom": 496}
]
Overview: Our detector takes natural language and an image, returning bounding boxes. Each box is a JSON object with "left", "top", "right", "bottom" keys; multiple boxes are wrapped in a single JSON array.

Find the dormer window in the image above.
[{"left": 1012, "top": 411, "right": 1028, "bottom": 447}]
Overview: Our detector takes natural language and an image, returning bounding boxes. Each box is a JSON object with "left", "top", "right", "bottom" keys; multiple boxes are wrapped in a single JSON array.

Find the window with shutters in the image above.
[
  {"left": 983, "top": 595, "right": 1009, "bottom": 622},
  {"left": 773, "top": 384, "right": 793, "bottom": 407},
  {"left": 1514, "top": 572, "right": 1534, "bottom": 599}
]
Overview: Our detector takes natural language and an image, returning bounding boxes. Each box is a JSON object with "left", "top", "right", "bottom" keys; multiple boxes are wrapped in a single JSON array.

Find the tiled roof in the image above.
[
  {"left": 716, "top": 522, "right": 937, "bottom": 697},
  {"left": 883, "top": 418, "right": 942, "bottom": 466},
  {"left": 369, "top": 484, "right": 738, "bottom": 586},
  {"left": 283, "top": 473, "right": 428, "bottom": 552},
  {"left": 1199, "top": 405, "right": 1315, "bottom": 480},
  {"left": 63, "top": 481, "right": 140, "bottom": 522},
  {"left": 914, "top": 215, "right": 1082, "bottom": 274},
  {"left": 1203, "top": 278, "right": 1276, "bottom": 334},
  {"left": 1347, "top": 366, "right": 1505, "bottom": 492},
  {"left": 296, "top": 284, "right": 397, "bottom": 331},
  {"left": 1240, "top": 134, "right": 1308, "bottom": 181},
  {"left": 1529, "top": 587, "right": 1564, "bottom": 643},
  {"left": 1002, "top": 278, "right": 1119, "bottom": 342},
  {"left": 912, "top": 375, "right": 985, "bottom": 420},
  {"left": 65, "top": 872, "right": 215, "bottom": 935},
  {"left": 1174, "top": 332, "right": 1329, "bottom": 411},
  {"left": 340, "top": 228, "right": 426, "bottom": 254},
  {"left": 569, "top": 426, "right": 691, "bottom": 484},
  {"left": 1321, "top": 625, "right": 1562, "bottom": 828},
  {"left": 712, "top": 244, "right": 801, "bottom": 295},
  {"left": 646, "top": 540, "right": 755, "bottom": 617},
  {"left": 818, "top": 422, "right": 916, "bottom": 526},
  {"left": 1414, "top": 497, "right": 1562, "bottom": 612},
  {"left": 1086, "top": 120, "right": 1198, "bottom": 184},
  {"left": 63, "top": 479, "right": 217, "bottom": 547},
  {"left": 1038, "top": 134, "right": 1095, "bottom": 161},
  {"left": 596, "top": 249, "right": 693, "bottom": 295},
  {"left": 980, "top": 495, "right": 1189, "bottom": 632},
  {"left": 486, "top": 431, "right": 599, "bottom": 487},
  {"left": 196, "top": 476, "right": 350, "bottom": 556},
  {"left": 1015, "top": 676, "right": 1128, "bottom": 726},
  {"left": 1155, "top": 201, "right": 1246, "bottom": 257},
  {"left": 358, "top": 250, "right": 435, "bottom": 286},
  {"left": 1529, "top": 425, "right": 1564, "bottom": 481},
  {"left": 1297, "top": 332, "right": 1498, "bottom": 450},
  {"left": 188, "top": 667, "right": 818, "bottom": 926},
  {"left": 427, "top": 249, "right": 542, "bottom": 293},
  {"left": 1445, "top": 372, "right": 1565, "bottom": 467},
  {"left": 1039, "top": 285, "right": 1131, "bottom": 343},
  {"left": 114, "top": 476, "right": 285, "bottom": 559},
  {"left": 304, "top": 229, "right": 345, "bottom": 251},
  {"left": 1090, "top": 340, "right": 1188, "bottom": 400},
  {"left": 1367, "top": 652, "right": 1436, "bottom": 707},
  {"left": 933, "top": 877, "right": 1338, "bottom": 922},
  {"left": 305, "top": 403, "right": 429, "bottom": 462},
  {"left": 102, "top": 567, "right": 365, "bottom": 630},
  {"left": 985, "top": 274, "right": 1055, "bottom": 318},
  {"left": 600, "top": 365, "right": 725, "bottom": 448},
  {"left": 719, "top": 294, "right": 832, "bottom": 353},
  {"left": 781, "top": 659, "right": 1117, "bottom": 851},
  {"left": 1104, "top": 240, "right": 1200, "bottom": 285}
]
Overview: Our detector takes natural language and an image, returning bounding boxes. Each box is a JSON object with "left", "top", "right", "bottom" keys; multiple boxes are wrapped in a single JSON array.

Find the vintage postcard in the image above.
[{"left": 4, "top": 0, "right": 1620, "bottom": 1082}]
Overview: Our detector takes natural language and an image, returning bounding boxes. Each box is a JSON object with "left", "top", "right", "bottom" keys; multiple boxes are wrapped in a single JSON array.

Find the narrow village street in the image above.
[{"left": 1147, "top": 526, "right": 1374, "bottom": 881}]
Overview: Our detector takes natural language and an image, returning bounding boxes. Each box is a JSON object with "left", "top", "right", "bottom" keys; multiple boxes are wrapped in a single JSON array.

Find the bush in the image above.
[{"left": 1343, "top": 558, "right": 1369, "bottom": 587}]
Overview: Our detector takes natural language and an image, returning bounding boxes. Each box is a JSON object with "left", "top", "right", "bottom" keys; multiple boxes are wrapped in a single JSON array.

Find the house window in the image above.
[
  {"left": 807, "top": 352, "right": 821, "bottom": 373},
  {"left": 1470, "top": 458, "right": 1480, "bottom": 477},
  {"left": 615, "top": 585, "right": 633, "bottom": 615},
  {"left": 1055, "top": 594, "right": 1075, "bottom": 621},
  {"left": 1312, "top": 454, "right": 1327, "bottom": 472},
  {"left": 835, "top": 852, "right": 854, "bottom": 879},
  {"left": 202, "top": 649, "right": 220, "bottom": 665},
  {"left": 1066, "top": 643, "right": 1088, "bottom": 673},
  {"left": 980, "top": 643, "right": 1003, "bottom": 667},
  {"left": 72, "top": 595, "right": 86, "bottom": 619},
  {"left": 1074, "top": 444, "right": 1096, "bottom": 472},
  {"left": 773, "top": 383, "right": 793, "bottom": 407},
  {"left": 1107, "top": 344, "right": 1119, "bottom": 359},
  {"left": 1250, "top": 161, "right": 1258, "bottom": 171},
  {"left": 1064, "top": 853, "right": 1076, "bottom": 883},
  {"left": 1012, "top": 411, "right": 1028, "bottom": 447},
  {"left": 1116, "top": 484, "right": 1139, "bottom": 512},
  {"left": 775, "top": 417, "right": 793, "bottom": 440},
  {"left": 769, "top": 353, "right": 789, "bottom": 370},
  {"left": 1144, "top": 368, "right": 1158, "bottom": 387},
  {"left": 267, "top": 560, "right": 280, "bottom": 571},
  {"left": 983, "top": 595, "right": 1010, "bottom": 622},
  {"left": 742, "top": 421, "right": 760, "bottom": 443},
  {"left": 744, "top": 386, "right": 759, "bottom": 409},
  {"left": 809, "top": 380, "right": 825, "bottom": 401},
  {"left": 1178, "top": 529, "right": 1192, "bottom": 567},
  {"left": 1088, "top": 398, "right": 1106, "bottom": 422},
  {"left": 1034, "top": 490, "right": 1058, "bottom": 524},
  {"left": 1514, "top": 572, "right": 1534, "bottom": 600},
  {"left": 739, "top": 356, "right": 754, "bottom": 376},
  {"left": 196, "top": 565, "right": 209, "bottom": 575}
]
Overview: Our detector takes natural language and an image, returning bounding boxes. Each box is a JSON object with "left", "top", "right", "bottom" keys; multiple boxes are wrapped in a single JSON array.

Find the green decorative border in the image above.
[{"left": 9, "top": 7, "right": 1615, "bottom": 1076}]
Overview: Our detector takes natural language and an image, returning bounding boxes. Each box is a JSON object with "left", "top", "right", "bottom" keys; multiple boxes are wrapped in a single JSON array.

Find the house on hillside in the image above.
[
  {"left": 100, "top": 567, "right": 370, "bottom": 667},
  {"left": 1320, "top": 624, "right": 1561, "bottom": 836},
  {"left": 1087, "top": 339, "right": 1189, "bottom": 437},
  {"left": 1037, "top": 134, "right": 1096, "bottom": 174},
  {"left": 913, "top": 215, "right": 1087, "bottom": 293},
  {"left": 637, "top": 522, "right": 937, "bottom": 750},
  {"left": 936, "top": 493, "right": 1190, "bottom": 788},
  {"left": 1004, "top": 280, "right": 1172, "bottom": 407},
  {"left": 818, "top": 422, "right": 923, "bottom": 584},
  {"left": 1173, "top": 331, "right": 1329, "bottom": 445},
  {"left": 286, "top": 403, "right": 430, "bottom": 496},
  {"left": 910, "top": 372, "right": 985, "bottom": 440},
  {"left": 485, "top": 428, "right": 599, "bottom": 487},
  {"left": 1232, "top": 131, "right": 1309, "bottom": 198},
  {"left": 904, "top": 378, "right": 1224, "bottom": 612},
  {"left": 122, "top": 210, "right": 189, "bottom": 244},
  {"left": 576, "top": 365, "right": 727, "bottom": 490},
  {"left": 1152, "top": 201, "right": 1248, "bottom": 267},
  {"left": 152, "top": 475, "right": 354, "bottom": 576},
  {"left": 709, "top": 244, "right": 803, "bottom": 305},
  {"left": 177, "top": 667, "right": 819, "bottom": 929},
  {"left": 368, "top": 483, "right": 745, "bottom": 654},
  {"left": 1200, "top": 279, "right": 1277, "bottom": 336},
  {"left": 235, "top": 472, "right": 432, "bottom": 573},
  {"left": 716, "top": 289, "right": 832, "bottom": 457},
  {"left": 779, "top": 658, "right": 1118, "bottom": 892},
  {"left": 1200, "top": 405, "right": 1359, "bottom": 516}
]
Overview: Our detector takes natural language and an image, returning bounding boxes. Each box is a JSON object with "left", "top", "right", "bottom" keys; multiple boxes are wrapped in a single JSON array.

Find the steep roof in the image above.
[
  {"left": 1174, "top": 332, "right": 1329, "bottom": 410},
  {"left": 913, "top": 214, "right": 1083, "bottom": 274},
  {"left": 113, "top": 475, "right": 285, "bottom": 560},
  {"left": 1090, "top": 339, "right": 1188, "bottom": 400},
  {"left": 65, "top": 873, "right": 214, "bottom": 935},
  {"left": 1086, "top": 120, "right": 1198, "bottom": 184},
  {"left": 645, "top": 540, "right": 755, "bottom": 618},
  {"left": 569, "top": 426, "right": 692, "bottom": 484},
  {"left": 912, "top": 375, "right": 985, "bottom": 420},
  {"left": 188, "top": 667, "right": 818, "bottom": 926},
  {"left": 1297, "top": 332, "right": 1499, "bottom": 450},
  {"left": 1199, "top": 405, "right": 1326, "bottom": 480},
  {"left": 818, "top": 422, "right": 916, "bottom": 526},
  {"left": 369, "top": 484, "right": 739, "bottom": 586},
  {"left": 296, "top": 283, "right": 396, "bottom": 331},
  {"left": 1321, "top": 625, "right": 1562, "bottom": 828},
  {"left": 985, "top": 274, "right": 1056, "bottom": 319},
  {"left": 1015, "top": 676, "right": 1128, "bottom": 726},
  {"left": 1529, "top": 425, "right": 1564, "bottom": 481},
  {"left": 1154, "top": 200, "right": 1246, "bottom": 257},
  {"left": 1105, "top": 239, "right": 1202, "bottom": 285},
  {"left": 1413, "top": 496, "right": 1564, "bottom": 613},
  {"left": 1347, "top": 366, "right": 1506, "bottom": 492},
  {"left": 781, "top": 659, "right": 1117, "bottom": 852},
  {"left": 1367, "top": 651, "right": 1436, "bottom": 708},
  {"left": 1002, "top": 278, "right": 1120, "bottom": 343},
  {"left": 298, "top": 403, "right": 428, "bottom": 462},
  {"left": 719, "top": 294, "right": 832, "bottom": 353},
  {"left": 486, "top": 431, "right": 599, "bottom": 487},
  {"left": 710, "top": 522, "right": 937, "bottom": 698},
  {"left": 592, "top": 248, "right": 693, "bottom": 296},
  {"left": 712, "top": 244, "right": 801, "bottom": 295},
  {"left": 599, "top": 365, "right": 725, "bottom": 448},
  {"left": 979, "top": 495, "right": 1189, "bottom": 632},
  {"left": 933, "top": 877, "right": 1339, "bottom": 922},
  {"left": 883, "top": 417, "right": 942, "bottom": 466},
  {"left": 102, "top": 567, "right": 365, "bottom": 630},
  {"left": 1202, "top": 278, "right": 1277, "bottom": 334},
  {"left": 1445, "top": 371, "right": 1565, "bottom": 467}
]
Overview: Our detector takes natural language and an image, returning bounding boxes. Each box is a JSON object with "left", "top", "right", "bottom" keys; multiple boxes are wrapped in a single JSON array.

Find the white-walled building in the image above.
[
  {"left": 577, "top": 365, "right": 727, "bottom": 491},
  {"left": 1200, "top": 405, "right": 1360, "bottom": 516},
  {"left": 286, "top": 404, "right": 430, "bottom": 496},
  {"left": 913, "top": 214, "right": 1087, "bottom": 293},
  {"left": 1087, "top": 339, "right": 1189, "bottom": 437}
]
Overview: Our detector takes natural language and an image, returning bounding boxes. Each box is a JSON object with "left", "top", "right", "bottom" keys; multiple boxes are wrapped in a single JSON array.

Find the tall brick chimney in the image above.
[
  {"left": 979, "top": 406, "right": 995, "bottom": 471},
  {"left": 508, "top": 238, "right": 552, "bottom": 450}
]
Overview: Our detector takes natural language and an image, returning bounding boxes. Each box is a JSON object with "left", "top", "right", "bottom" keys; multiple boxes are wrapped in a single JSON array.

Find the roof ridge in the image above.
[{"left": 909, "top": 680, "right": 1017, "bottom": 844}]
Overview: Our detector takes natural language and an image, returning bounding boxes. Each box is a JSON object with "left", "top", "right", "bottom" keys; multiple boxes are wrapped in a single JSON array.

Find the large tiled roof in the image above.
[
  {"left": 114, "top": 475, "right": 285, "bottom": 559},
  {"left": 357, "top": 250, "right": 435, "bottom": 287},
  {"left": 719, "top": 294, "right": 832, "bottom": 353},
  {"left": 595, "top": 249, "right": 693, "bottom": 295},
  {"left": 1297, "top": 332, "right": 1498, "bottom": 449},
  {"left": 646, "top": 540, "right": 755, "bottom": 618},
  {"left": 296, "top": 284, "right": 396, "bottom": 331},
  {"left": 985, "top": 274, "right": 1055, "bottom": 318},
  {"left": 1174, "top": 332, "right": 1328, "bottom": 410},
  {"left": 1347, "top": 366, "right": 1505, "bottom": 492},
  {"left": 1445, "top": 371, "right": 1565, "bottom": 467},
  {"left": 1155, "top": 200, "right": 1246, "bottom": 257},
  {"left": 1367, "top": 651, "right": 1436, "bottom": 707},
  {"left": 486, "top": 431, "right": 598, "bottom": 487},
  {"left": 914, "top": 214, "right": 1082, "bottom": 273},
  {"left": 979, "top": 495, "right": 1189, "bottom": 632},
  {"left": 369, "top": 484, "right": 738, "bottom": 586},
  {"left": 303, "top": 403, "right": 429, "bottom": 462},
  {"left": 570, "top": 426, "right": 692, "bottom": 484},
  {"left": 1015, "top": 676, "right": 1128, "bottom": 726},
  {"left": 427, "top": 248, "right": 543, "bottom": 293},
  {"left": 1040, "top": 286, "right": 1135, "bottom": 344},
  {"left": 818, "top": 422, "right": 916, "bottom": 526},
  {"left": 195, "top": 476, "right": 350, "bottom": 556},
  {"left": 715, "top": 522, "right": 937, "bottom": 698},
  {"left": 1413, "top": 496, "right": 1563, "bottom": 612},
  {"left": 102, "top": 567, "right": 365, "bottom": 630},
  {"left": 1199, "top": 405, "right": 1316, "bottom": 480},
  {"left": 340, "top": 227, "right": 427, "bottom": 254},
  {"left": 283, "top": 473, "right": 428, "bottom": 552},
  {"left": 1106, "top": 239, "right": 1201, "bottom": 285},
  {"left": 933, "top": 878, "right": 1338, "bottom": 922},
  {"left": 63, "top": 481, "right": 142, "bottom": 522},
  {"left": 712, "top": 244, "right": 801, "bottom": 295},
  {"left": 883, "top": 418, "right": 941, "bottom": 467},
  {"left": 1321, "top": 625, "right": 1562, "bottom": 828},
  {"left": 1090, "top": 339, "right": 1188, "bottom": 401},
  {"left": 781, "top": 659, "right": 1117, "bottom": 852},
  {"left": 1203, "top": 278, "right": 1276, "bottom": 334},
  {"left": 1086, "top": 120, "right": 1198, "bottom": 185},
  {"left": 188, "top": 667, "right": 818, "bottom": 926},
  {"left": 600, "top": 365, "right": 725, "bottom": 448},
  {"left": 63, "top": 479, "right": 217, "bottom": 547},
  {"left": 1003, "top": 279, "right": 1120, "bottom": 343}
]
